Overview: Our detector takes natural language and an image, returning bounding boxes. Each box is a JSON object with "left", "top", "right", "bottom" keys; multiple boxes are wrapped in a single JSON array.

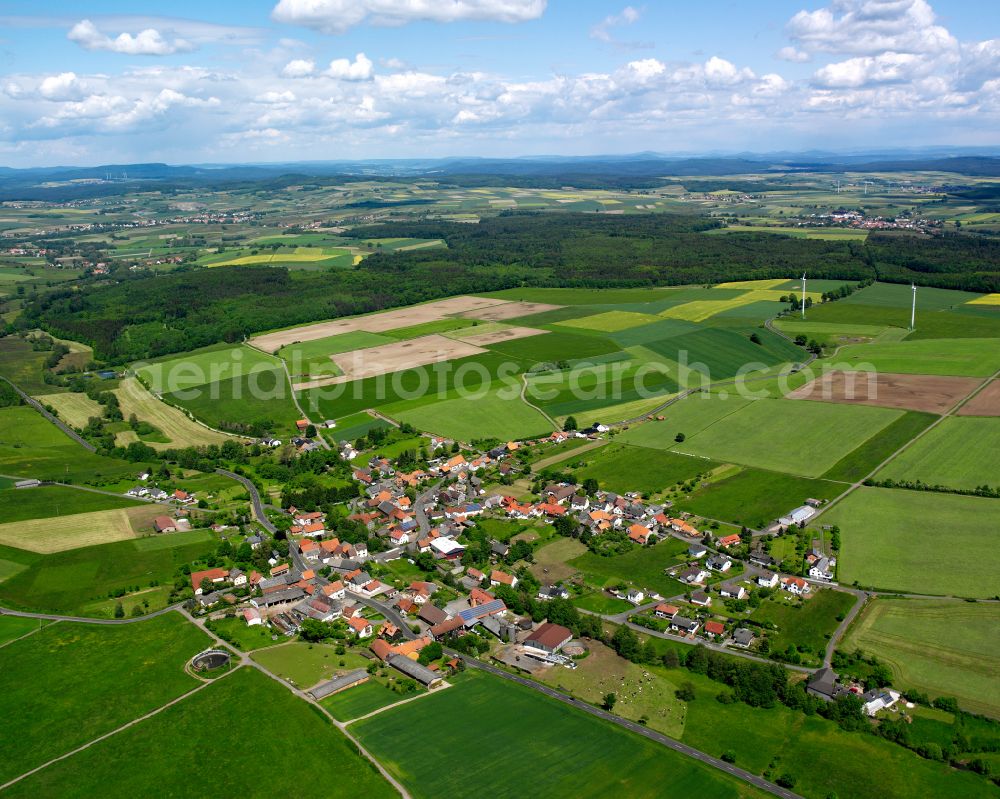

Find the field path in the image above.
[
  {"left": 0, "top": 376, "right": 95, "bottom": 452},
  {"left": 519, "top": 373, "right": 559, "bottom": 432},
  {"left": 531, "top": 438, "right": 607, "bottom": 471},
  {"left": 342, "top": 682, "right": 452, "bottom": 725},
  {"left": 280, "top": 360, "right": 331, "bottom": 450}
]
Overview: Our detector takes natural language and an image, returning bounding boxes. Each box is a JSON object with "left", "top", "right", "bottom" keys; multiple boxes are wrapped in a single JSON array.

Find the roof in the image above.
[
  {"left": 490, "top": 570, "right": 515, "bottom": 585},
  {"left": 418, "top": 603, "right": 449, "bottom": 625},
  {"left": 458, "top": 599, "right": 505, "bottom": 624},
  {"left": 525, "top": 621, "right": 573, "bottom": 650},
  {"left": 704, "top": 621, "right": 726, "bottom": 635},
  {"left": 190, "top": 567, "right": 227, "bottom": 592},
  {"left": 387, "top": 654, "right": 440, "bottom": 686},
  {"left": 310, "top": 669, "right": 369, "bottom": 700}
]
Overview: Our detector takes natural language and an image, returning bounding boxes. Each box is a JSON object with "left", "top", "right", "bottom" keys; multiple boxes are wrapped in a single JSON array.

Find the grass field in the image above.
[
  {"left": 34, "top": 391, "right": 103, "bottom": 428},
  {"left": 670, "top": 398, "right": 902, "bottom": 478},
  {"left": 843, "top": 283, "right": 983, "bottom": 310},
  {"left": 392, "top": 387, "right": 552, "bottom": 442},
  {"left": 278, "top": 330, "right": 393, "bottom": 378},
  {"left": 874, "top": 416, "right": 1000, "bottom": 490},
  {"left": 0, "top": 533, "right": 216, "bottom": 616},
  {"left": 205, "top": 615, "right": 278, "bottom": 651},
  {"left": 251, "top": 642, "right": 370, "bottom": 689},
  {"left": 569, "top": 536, "right": 690, "bottom": 596},
  {"left": 0, "top": 485, "right": 140, "bottom": 524},
  {"left": 136, "top": 343, "right": 280, "bottom": 393},
  {"left": 674, "top": 468, "right": 843, "bottom": 529},
  {"left": 4, "top": 667, "right": 397, "bottom": 799},
  {"left": 164, "top": 366, "right": 301, "bottom": 433},
  {"left": 572, "top": 592, "right": 635, "bottom": 613},
  {"left": 0, "top": 406, "right": 137, "bottom": 485},
  {"left": 821, "top": 411, "right": 937, "bottom": 482},
  {"left": 351, "top": 669, "right": 771, "bottom": 799},
  {"left": 832, "top": 338, "right": 1000, "bottom": 377},
  {"left": 478, "top": 287, "right": 685, "bottom": 306},
  {"left": 567, "top": 443, "right": 713, "bottom": 496},
  {"left": 0, "top": 613, "right": 211, "bottom": 785},
  {"left": 620, "top": 394, "right": 754, "bottom": 444},
  {"left": 750, "top": 589, "right": 856, "bottom": 665},
  {"left": 0, "top": 507, "right": 151, "bottom": 553},
  {"left": 558, "top": 310, "right": 663, "bottom": 332},
  {"left": 825, "top": 487, "right": 1000, "bottom": 597},
  {"left": 485, "top": 329, "right": 621, "bottom": 362},
  {"left": 0, "top": 614, "right": 46, "bottom": 645},
  {"left": 115, "top": 377, "right": 236, "bottom": 448},
  {"left": 842, "top": 598, "right": 1000, "bottom": 718},
  {"left": 322, "top": 679, "right": 404, "bottom": 721}
]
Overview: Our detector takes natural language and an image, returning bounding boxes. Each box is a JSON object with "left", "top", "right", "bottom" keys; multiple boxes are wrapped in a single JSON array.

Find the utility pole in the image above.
[{"left": 910, "top": 284, "right": 917, "bottom": 330}]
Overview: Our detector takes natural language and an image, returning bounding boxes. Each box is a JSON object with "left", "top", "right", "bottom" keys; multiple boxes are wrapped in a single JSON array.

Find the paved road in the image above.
[
  {"left": 0, "top": 603, "right": 184, "bottom": 625},
  {"left": 0, "top": 376, "right": 96, "bottom": 452},
  {"left": 215, "top": 468, "right": 277, "bottom": 534},
  {"left": 456, "top": 654, "right": 804, "bottom": 799},
  {"left": 413, "top": 480, "right": 442, "bottom": 535},
  {"left": 278, "top": 360, "right": 330, "bottom": 451}
]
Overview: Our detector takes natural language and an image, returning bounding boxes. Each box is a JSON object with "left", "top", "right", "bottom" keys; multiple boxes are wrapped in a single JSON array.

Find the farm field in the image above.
[
  {"left": 558, "top": 310, "right": 662, "bottom": 332},
  {"left": 115, "top": 377, "right": 237, "bottom": 448},
  {"left": 279, "top": 331, "right": 394, "bottom": 381},
  {"left": 0, "top": 484, "right": 141, "bottom": 524},
  {"left": 708, "top": 225, "right": 870, "bottom": 240},
  {"left": 251, "top": 642, "right": 370, "bottom": 690},
  {"left": 0, "top": 533, "right": 216, "bottom": 615},
  {"left": 0, "top": 406, "right": 137, "bottom": 485},
  {"left": 824, "top": 488, "right": 1000, "bottom": 597},
  {"left": 136, "top": 343, "right": 281, "bottom": 393},
  {"left": 674, "top": 467, "right": 843, "bottom": 529},
  {"left": 959, "top": 380, "right": 1000, "bottom": 416},
  {"left": 204, "top": 616, "right": 278, "bottom": 651},
  {"left": 820, "top": 411, "right": 937, "bottom": 481},
  {"left": 391, "top": 387, "right": 552, "bottom": 442},
  {"left": 351, "top": 669, "right": 770, "bottom": 799},
  {"left": 831, "top": 338, "right": 1000, "bottom": 377},
  {"left": 874, "top": 416, "right": 1000, "bottom": 490},
  {"left": 749, "top": 589, "right": 857, "bottom": 665},
  {"left": 0, "top": 505, "right": 160, "bottom": 553},
  {"left": 841, "top": 599, "right": 1000, "bottom": 718},
  {"left": 3, "top": 667, "right": 396, "bottom": 799},
  {"left": 0, "top": 613, "right": 211, "bottom": 785},
  {"left": 34, "top": 391, "right": 103, "bottom": 428},
  {"left": 163, "top": 366, "right": 300, "bottom": 433},
  {"left": 670, "top": 398, "right": 902, "bottom": 478},
  {"left": 0, "top": 614, "right": 47, "bottom": 645},
  {"left": 619, "top": 393, "right": 754, "bottom": 444},
  {"left": 787, "top": 371, "right": 979, "bottom": 414},
  {"left": 566, "top": 443, "right": 714, "bottom": 496},
  {"left": 321, "top": 679, "right": 403, "bottom": 721}
]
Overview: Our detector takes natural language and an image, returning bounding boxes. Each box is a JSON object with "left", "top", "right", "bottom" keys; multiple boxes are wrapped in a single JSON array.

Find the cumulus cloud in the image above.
[
  {"left": 68, "top": 19, "right": 195, "bottom": 55},
  {"left": 281, "top": 58, "right": 315, "bottom": 78},
  {"left": 271, "top": 0, "right": 547, "bottom": 34},
  {"left": 38, "top": 72, "right": 85, "bottom": 101},
  {"left": 787, "top": 0, "right": 956, "bottom": 56},
  {"left": 777, "top": 46, "right": 810, "bottom": 63},
  {"left": 591, "top": 6, "right": 640, "bottom": 42},
  {"left": 704, "top": 56, "right": 754, "bottom": 86},
  {"left": 326, "top": 53, "right": 374, "bottom": 81},
  {"left": 813, "top": 51, "right": 922, "bottom": 88}
]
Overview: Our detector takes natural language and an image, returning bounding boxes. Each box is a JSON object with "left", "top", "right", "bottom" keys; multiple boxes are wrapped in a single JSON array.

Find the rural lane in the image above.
[
  {"left": 0, "top": 603, "right": 184, "bottom": 625},
  {"left": 456, "top": 654, "right": 804, "bottom": 799},
  {"left": 215, "top": 468, "right": 277, "bottom": 534}
]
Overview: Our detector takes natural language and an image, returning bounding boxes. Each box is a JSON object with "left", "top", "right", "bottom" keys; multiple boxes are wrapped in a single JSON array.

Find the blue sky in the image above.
[{"left": 0, "top": 0, "right": 997, "bottom": 166}]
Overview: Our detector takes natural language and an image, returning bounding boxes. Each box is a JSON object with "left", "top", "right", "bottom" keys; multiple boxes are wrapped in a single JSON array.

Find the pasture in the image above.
[
  {"left": 569, "top": 536, "right": 690, "bottom": 596},
  {"left": 820, "top": 411, "right": 937, "bottom": 481},
  {"left": 164, "top": 367, "right": 301, "bottom": 433},
  {"left": 115, "top": 377, "right": 237, "bottom": 448},
  {"left": 567, "top": 444, "right": 713, "bottom": 496},
  {"left": 0, "top": 485, "right": 140, "bottom": 525},
  {"left": 0, "top": 614, "right": 46, "bottom": 645},
  {"left": 825, "top": 488, "right": 1000, "bottom": 597},
  {"left": 136, "top": 343, "right": 280, "bottom": 393},
  {"left": 34, "top": 391, "right": 103, "bottom": 428},
  {"left": 351, "top": 669, "right": 769, "bottom": 799},
  {"left": 672, "top": 398, "right": 902, "bottom": 478},
  {"left": 842, "top": 598, "right": 1000, "bottom": 718},
  {"left": 3, "top": 667, "right": 397, "bottom": 799},
  {"left": 0, "top": 613, "right": 211, "bottom": 785},
  {"left": 322, "top": 679, "right": 402, "bottom": 721},
  {"left": 749, "top": 589, "right": 856, "bottom": 665},
  {"left": 251, "top": 642, "right": 370, "bottom": 689},
  {"left": 874, "top": 416, "right": 1000, "bottom": 490}
]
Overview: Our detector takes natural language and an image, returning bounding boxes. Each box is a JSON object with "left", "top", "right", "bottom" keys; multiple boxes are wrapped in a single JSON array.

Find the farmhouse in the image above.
[
  {"left": 781, "top": 576, "right": 810, "bottom": 596},
  {"left": 490, "top": 570, "right": 518, "bottom": 588},
  {"left": 704, "top": 620, "right": 726, "bottom": 639},
  {"left": 191, "top": 567, "right": 227, "bottom": 594},
  {"left": 153, "top": 516, "right": 177, "bottom": 533},
  {"left": 386, "top": 653, "right": 443, "bottom": 688}
]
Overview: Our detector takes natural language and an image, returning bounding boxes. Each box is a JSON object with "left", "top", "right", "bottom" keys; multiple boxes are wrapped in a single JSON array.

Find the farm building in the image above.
[
  {"left": 309, "top": 669, "right": 369, "bottom": 700},
  {"left": 523, "top": 622, "right": 573, "bottom": 654},
  {"left": 387, "top": 654, "right": 442, "bottom": 688}
]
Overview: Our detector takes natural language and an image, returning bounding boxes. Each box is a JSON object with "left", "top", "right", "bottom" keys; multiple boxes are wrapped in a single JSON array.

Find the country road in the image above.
[
  {"left": 0, "top": 603, "right": 185, "bottom": 625},
  {"left": 0, "top": 376, "right": 96, "bottom": 452},
  {"left": 215, "top": 468, "right": 277, "bottom": 534}
]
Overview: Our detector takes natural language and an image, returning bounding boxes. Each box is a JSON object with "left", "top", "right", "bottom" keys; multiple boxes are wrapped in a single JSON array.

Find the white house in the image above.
[
  {"left": 809, "top": 557, "right": 834, "bottom": 581},
  {"left": 757, "top": 571, "right": 779, "bottom": 589},
  {"left": 626, "top": 588, "right": 645, "bottom": 605},
  {"left": 781, "top": 577, "right": 810, "bottom": 596}
]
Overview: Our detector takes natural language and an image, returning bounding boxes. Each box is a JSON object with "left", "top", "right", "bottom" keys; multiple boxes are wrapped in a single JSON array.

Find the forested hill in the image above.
[{"left": 19, "top": 213, "right": 1000, "bottom": 363}]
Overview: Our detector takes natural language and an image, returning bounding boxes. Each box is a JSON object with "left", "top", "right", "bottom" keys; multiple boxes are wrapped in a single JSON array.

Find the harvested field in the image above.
[
  {"left": 458, "top": 326, "right": 548, "bottom": 346},
  {"left": 463, "top": 301, "right": 561, "bottom": 321},
  {"left": 787, "top": 371, "right": 979, "bottom": 414},
  {"left": 35, "top": 392, "right": 104, "bottom": 428},
  {"left": 250, "top": 296, "right": 511, "bottom": 352},
  {"left": 0, "top": 507, "right": 151, "bottom": 553},
  {"left": 294, "top": 334, "right": 486, "bottom": 389},
  {"left": 958, "top": 380, "right": 1000, "bottom": 416},
  {"left": 115, "top": 377, "right": 238, "bottom": 448}
]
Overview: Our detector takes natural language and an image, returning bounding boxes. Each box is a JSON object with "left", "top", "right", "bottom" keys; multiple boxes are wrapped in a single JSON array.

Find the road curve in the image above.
[
  {"left": 456, "top": 654, "right": 804, "bottom": 799},
  {"left": 215, "top": 468, "right": 277, "bottom": 534},
  {"left": 0, "top": 376, "right": 96, "bottom": 452}
]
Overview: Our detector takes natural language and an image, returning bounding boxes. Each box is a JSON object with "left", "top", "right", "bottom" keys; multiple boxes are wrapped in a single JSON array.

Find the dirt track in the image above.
[{"left": 786, "top": 371, "right": 980, "bottom": 414}]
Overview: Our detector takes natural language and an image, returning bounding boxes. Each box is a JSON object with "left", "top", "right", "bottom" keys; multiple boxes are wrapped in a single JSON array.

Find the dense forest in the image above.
[{"left": 19, "top": 212, "right": 1000, "bottom": 363}]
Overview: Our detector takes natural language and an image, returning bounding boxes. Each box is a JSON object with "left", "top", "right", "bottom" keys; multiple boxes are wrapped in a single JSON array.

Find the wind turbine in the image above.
[
  {"left": 801, "top": 273, "right": 807, "bottom": 319},
  {"left": 910, "top": 283, "right": 917, "bottom": 330}
]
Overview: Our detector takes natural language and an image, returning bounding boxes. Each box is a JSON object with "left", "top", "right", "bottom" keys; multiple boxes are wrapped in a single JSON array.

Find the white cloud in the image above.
[
  {"left": 68, "top": 19, "right": 195, "bottom": 55},
  {"left": 704, "top": 56, "right": 754, "bottom": 86},
  {"left": 625, "top": 58, "right": 665, "bottom": 82},
  {"left": 257, "top": 90, "right": 296, "bottom": 104},
  {"left": 271, "top": 0, "right": 547, "bottom": 34},
  {"left": 787, "top": 0, "right": 956, "bottom": 56},
  {"left": 281, "top": 58, "right": 315, "bottom": 78},
  {"left": 591, "top": 6, "right": 641, "bottom": 43},
  {"left": 813, "top": 52, "right": 922, "bottom": 88},
  {"left": 38, "top": 72, "right": 84, "bottom": 101},
  {"left": 777, "top": 46, "right": 810, "bottom": 63},
  {"left": 326, "top": 53, "right": 374, "bottom": 81}
]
